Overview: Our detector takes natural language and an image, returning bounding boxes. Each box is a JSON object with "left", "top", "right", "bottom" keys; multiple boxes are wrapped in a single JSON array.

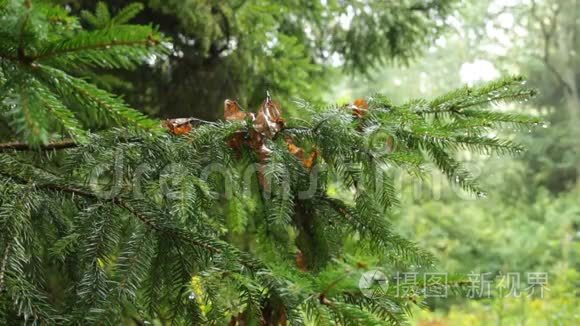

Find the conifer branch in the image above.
[
  {"left": 0, "top": 169, "right": 222, "bottom": 254},
  {"left": 31, "top": 39, "right": 157, "bottom": 62}
]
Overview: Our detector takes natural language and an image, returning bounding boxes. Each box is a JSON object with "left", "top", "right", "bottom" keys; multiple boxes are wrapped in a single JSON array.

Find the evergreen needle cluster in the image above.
[{"left": 0, "top": 1, "right": 540, "bottom": 324}]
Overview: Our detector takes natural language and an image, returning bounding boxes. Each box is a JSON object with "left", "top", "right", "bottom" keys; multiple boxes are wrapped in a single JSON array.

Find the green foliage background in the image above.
[
  {"left": 335, "top": 0, "right": 580, "bottom": 324},
  {"left": 61, "top": 0, "right": 456, "bottom": 120}
]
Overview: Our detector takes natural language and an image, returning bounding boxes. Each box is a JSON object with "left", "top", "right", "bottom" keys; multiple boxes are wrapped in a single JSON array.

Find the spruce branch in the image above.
[
  {"left": 31, "top": 38, "right": 157, "bottom": 62},
  {"left": 320, "top": 195, "right": 433, "bottom": 265},
  {"left": 36, "top": 66, "right": 158, "bottom": 130},
  {"left": 0, "top": 167, "right": 222, "bottom": 254}
]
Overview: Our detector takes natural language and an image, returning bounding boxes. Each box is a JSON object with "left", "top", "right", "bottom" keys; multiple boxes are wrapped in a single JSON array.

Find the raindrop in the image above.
[{"left": 188, "top": 293, "right": 196, "bottom": 300}]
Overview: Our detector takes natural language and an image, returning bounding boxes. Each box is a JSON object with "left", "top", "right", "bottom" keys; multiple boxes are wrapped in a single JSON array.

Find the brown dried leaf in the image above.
[
  {"left": 303, "top": 150, "right": 318, "bottom": 170},
  {"left": 277, "top": 308, "right": 288, "bottom": 326},
  {"left": 227, "top": 131, "right": 246, "bottom": 157},
  {"left": 245, "top": 130, "right": 271, "bottom": 189},
  {"left": 285, "top": 136, "right": 304, "bottom": 160},
  {"left": 386, "top": 135, "right": 395, "bottom": 153},
  {"left": 224, "top": 99, "right": 248, "bottom": 121},
  {"left": 295, "top": 250, "right": 308, "bottom": 271},
  {"left": 286, "top": 136, "right": 319, "bottom": 169},
  {"left": 163, "top": 118, "right": 194, "bottom": 135},
  {"left": 353, "top": 98, "right": 369, "bottom": 110},
  {"left": 225, "top": 94, "right": 286, "bottom": 191},
  {"left": 253, "top": 95, "right": 284, "bottom": 138},
  {"left": 351, "top": 98, "right": 369, "bottom": 118}
]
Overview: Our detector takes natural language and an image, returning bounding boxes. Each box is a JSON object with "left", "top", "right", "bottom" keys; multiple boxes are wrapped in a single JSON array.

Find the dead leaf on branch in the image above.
[
  {"left": 222, "top": 93, "right": 323, "bottom": 191},
  {"left": 249, "top": 130, "right": 272, "bottom": 161},
  {"left": 163, "top": 93, "right": 325, "bottom": 183},
  {"left": 224, "top": 93, "right": 284, "bottom": 155},
  {"left": 223, "top": 94, "right": 279, "bottom": 190},
  {"left": 162, "top": 118, "right": 195, "bottom": 135},
  {"left": 253, "top": 92, "right": 284, "bottom": 138},
  {"left": 286, "top": 136, "right": 318, "bottom": 170},
  {"left": 226, "top": 131, "right": 247, "bottom": 158},
  {"left": 349, "top": 98, "right": 369, "bottom": 118},
  {"left": 224, "top": 99, "right": 253, "bottom": 122},
  {"left": 347, "top": 97, "right": 396, "bottom": 153},
  {"left": 295, "top": 250, "right": 308, "bottom": 272},
  {"left": 285, "top": 136, "right": 304, "bottom": 160},
  {"left": 303, "top": 150, "right": 318, "bottom": 170}
]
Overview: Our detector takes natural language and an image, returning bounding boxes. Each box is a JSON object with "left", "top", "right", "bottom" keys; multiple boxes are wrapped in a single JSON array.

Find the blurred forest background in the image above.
[{"left": 58, "top": 0, "right": 580, "bottom": 324}]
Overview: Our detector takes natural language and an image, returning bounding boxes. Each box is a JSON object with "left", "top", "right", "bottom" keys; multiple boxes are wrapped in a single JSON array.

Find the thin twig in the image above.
[
  {"left": 17, "top": 1, "right": 31, "bottom": 63},
  {"left": 0, "top": 136, "right": 147, "bottom": 152},
  {"left": 0, "top": 139, "right": 77, "bottom": 152},
  {"left": 163, "top": 117, "right": 217, "bottom": 125},
  {"left": 0, "top": 240, "right": 12, "bottom": 293}
]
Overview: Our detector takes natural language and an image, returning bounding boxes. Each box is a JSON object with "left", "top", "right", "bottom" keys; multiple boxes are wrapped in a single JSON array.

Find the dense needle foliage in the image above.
[{"left": 0, "top": 1, "right": 540, "bottom": 324}]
